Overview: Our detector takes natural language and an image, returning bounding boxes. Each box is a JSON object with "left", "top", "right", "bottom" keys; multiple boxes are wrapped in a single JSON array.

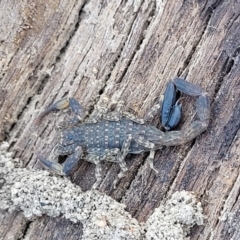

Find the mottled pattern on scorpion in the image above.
[{"left": 35, "top": 78, "right": 210, "bottom": 188}]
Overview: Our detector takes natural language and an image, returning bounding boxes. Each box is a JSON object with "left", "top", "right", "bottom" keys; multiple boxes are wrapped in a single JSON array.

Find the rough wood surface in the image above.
[{"left": 0, "top": 0, "right": 240, "bottom": 239}]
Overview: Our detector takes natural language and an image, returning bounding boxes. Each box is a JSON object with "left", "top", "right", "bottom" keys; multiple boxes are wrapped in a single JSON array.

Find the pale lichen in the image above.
[
  {"left": 0, "top": 142, "right": 204, "bottom": 239},
  {"left": 145, "top": 191, "right": 204, "bottom": 240}
]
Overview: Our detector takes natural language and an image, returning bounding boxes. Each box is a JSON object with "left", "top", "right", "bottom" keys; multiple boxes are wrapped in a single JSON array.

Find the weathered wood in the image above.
[
  {"left": 0, "top": 210, "right": 28, "bottom": 239},
  {"left": 0, "top": 0, "right": 240, "bottom": 239}
]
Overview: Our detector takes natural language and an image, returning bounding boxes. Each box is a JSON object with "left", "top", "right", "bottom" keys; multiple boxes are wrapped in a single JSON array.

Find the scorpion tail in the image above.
[{"left": 161, "top": 78, "right": 210, "bottom": 146}]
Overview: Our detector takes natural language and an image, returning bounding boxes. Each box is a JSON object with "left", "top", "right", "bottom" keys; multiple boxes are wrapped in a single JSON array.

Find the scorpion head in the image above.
[
  {"left": 60, "top": 129, "right": 76, "bottom": 146},
  {"left": 54, "top": 129, "right": 79, "bottom": 156}
]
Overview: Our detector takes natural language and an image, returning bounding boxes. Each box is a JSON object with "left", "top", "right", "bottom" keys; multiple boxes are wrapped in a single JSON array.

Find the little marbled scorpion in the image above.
[{"left": 35, "top": 78, "right": 210, "bottom": 188}]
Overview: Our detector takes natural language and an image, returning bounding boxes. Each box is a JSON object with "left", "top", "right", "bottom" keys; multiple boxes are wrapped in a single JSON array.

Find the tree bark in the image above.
[{"left": 0, "top": 0, "right": 240, "bottom": 239}]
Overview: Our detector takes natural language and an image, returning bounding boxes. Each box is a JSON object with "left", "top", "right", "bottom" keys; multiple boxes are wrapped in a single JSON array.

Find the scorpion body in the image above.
[
  {"left": 36, "top": 78, "right": 210, "bottom": 188},
  {"left": 60, "top": 119, "right": 162, "bottom": 156}
]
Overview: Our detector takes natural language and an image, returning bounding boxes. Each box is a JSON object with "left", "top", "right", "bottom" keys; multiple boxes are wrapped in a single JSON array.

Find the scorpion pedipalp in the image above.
[{"left": 36, "top": 146, "right": 83, "bottom": 175}]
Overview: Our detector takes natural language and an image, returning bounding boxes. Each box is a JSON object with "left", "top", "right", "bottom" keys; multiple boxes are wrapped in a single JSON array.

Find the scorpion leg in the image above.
[
  {"left": 37, "top": 146, "right": 83, "bottom": 175},
  {"left": 122, "top": 112, "right": 145, "bottom": 124},
  {"left": 133, "top": 135, "right": 155, "bottom": 149},
  {"left": 87, "top": 148, "right": 124, "bottom": 188},
  {"left": 86, "top": 106, "right": 109, "bottom": 123},
  {"left": 103, "top": 101, "right": 125, "bottom": 121},
  {"left": 144, "top": 96, "right": 163, "bottom": 122},
  {"left": 86, "top": 153, "right": 104, "bottom": 189},
  {"left": 86, "top": 96, "right": 110, "bottom": 123},
  {"left": 103, "top": 101, "right": 145, "bottom": 124},
  {"left": 91, "top": 152, "right": 128, "bottom": 189},
  {"left": 162, "top": 78, "right": 210, "bottom": 146},
  {"left": 146, "top": 150, "right": 158, "bottom": 173},
  {"left": 104, "top": 148, "right": 129, "bottom": 182},
  {"left": 113, "top": 135, "right": 157, "bottom": 187},
  {"left": 113, "top": 155, "right": 128, "bottom": 189},
  {"left": 112, "top": 135, "right": 133, "bottom": 188},
  {"left": 92, "top": 161, "right": 103, "bottom": 189},
  {"left": 132, "top": 135, "right": 158, "bottom": 173}
]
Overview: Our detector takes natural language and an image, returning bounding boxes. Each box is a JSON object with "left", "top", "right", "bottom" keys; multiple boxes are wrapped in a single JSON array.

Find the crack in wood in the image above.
[
  {"left": 56, "top": 0, "right": 89, "bottom": 64},
  {"left": 84, "top": 0, "right": 156, "bottom": 117},
  {"left": 18, "top": 220, "right": 32, "bottom": 240},
  {"left": 217, "top": 105, "right": 240, "bottom": 160},
  {"left": 178, "top": 0, "right": 225, "bottom": 77},
  {"left": 115, "top": 1, "right": 157, "bottom": 84}
]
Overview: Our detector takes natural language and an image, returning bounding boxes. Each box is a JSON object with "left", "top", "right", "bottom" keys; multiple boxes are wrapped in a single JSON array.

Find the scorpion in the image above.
[{"left": 35, "top": 78, "right": 210, "bottom": 188}]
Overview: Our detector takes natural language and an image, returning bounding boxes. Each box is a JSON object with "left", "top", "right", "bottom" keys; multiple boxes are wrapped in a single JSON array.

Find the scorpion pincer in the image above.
[{"left": 35, "top": 78, "right": 210, "bottom": 188}]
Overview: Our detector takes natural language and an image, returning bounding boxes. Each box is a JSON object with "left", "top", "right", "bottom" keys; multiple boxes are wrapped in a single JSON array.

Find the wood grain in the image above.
[{"left": 0, "top": 0, "right": 239, "bottom": 239}]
